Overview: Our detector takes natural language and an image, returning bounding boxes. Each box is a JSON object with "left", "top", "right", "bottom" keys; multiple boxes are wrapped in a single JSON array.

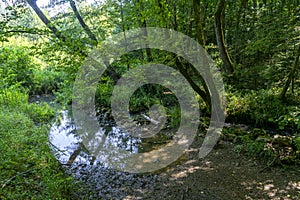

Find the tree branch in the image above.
[
  {"left": 3, "top": 29, "right": 48, "bottom": 36},
  {"left": 26, "top": 0, "right": 66, "bottom": 42},
  {"left": 69, "top": 0, "right": 98, "bottom": 45}
]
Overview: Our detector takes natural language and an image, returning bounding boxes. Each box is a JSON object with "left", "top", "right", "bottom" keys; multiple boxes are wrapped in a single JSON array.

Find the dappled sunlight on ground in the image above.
[
  {"left": 68, "top": 138, "right": 299, "bottom": 199},
  {"left": 242, "top": 179, "right": 300, "bottom": 200},
  {"left": 133, "top": 140, "right": 300, "bottom": 199}
]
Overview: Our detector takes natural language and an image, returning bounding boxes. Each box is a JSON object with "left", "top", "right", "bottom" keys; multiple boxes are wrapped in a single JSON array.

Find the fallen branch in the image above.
[
  {"left": 2, "top": 168, "right": 36, "bottom": 189},
  {"left": 141, "top": 114, "right": 159, "bottom": 125}
]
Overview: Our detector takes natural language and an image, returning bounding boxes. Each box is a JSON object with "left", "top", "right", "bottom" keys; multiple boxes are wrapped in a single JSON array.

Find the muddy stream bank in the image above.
[{"left": 48, "top": 108, "right": 299, "bottom": 199}]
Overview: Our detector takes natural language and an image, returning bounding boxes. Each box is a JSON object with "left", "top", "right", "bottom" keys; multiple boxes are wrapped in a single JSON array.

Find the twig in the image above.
[
  {"left": 259, "top": 156, "right": 279, "bottom": 173},
  {"left": 2, "top": 168, "right": 36, "bottom": 189}
]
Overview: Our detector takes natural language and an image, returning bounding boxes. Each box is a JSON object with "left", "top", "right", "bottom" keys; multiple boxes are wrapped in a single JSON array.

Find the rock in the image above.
[
  {"left": 272, "top": 135, "right": 293, "bottom": 147},
  {"left": 256, "top": 135, "right": 272, "bottom": 143}
]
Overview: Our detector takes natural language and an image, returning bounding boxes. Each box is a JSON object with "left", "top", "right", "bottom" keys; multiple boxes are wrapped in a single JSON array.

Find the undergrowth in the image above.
[{"left": 0, "top": 88, "right": 76, "bottom": 199}]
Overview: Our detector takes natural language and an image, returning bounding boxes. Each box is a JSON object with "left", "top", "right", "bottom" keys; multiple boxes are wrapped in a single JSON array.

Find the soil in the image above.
[
  {"left": 73, "top": 138, "right": 300, "bottom": 200},
  {"left": 141, "top": 140, "right": 300, "bottom": 200}
]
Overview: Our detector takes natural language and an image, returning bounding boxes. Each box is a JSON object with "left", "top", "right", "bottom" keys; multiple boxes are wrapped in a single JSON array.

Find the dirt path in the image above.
[
  {"left": 73, "top": 138, "right": 299, "bottom": 200},
  {"left": 136, "top": 140, "right": 300, "bottom": 200}
]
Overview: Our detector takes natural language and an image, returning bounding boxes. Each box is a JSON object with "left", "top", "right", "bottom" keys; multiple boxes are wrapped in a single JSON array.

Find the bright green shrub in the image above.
[
  {"left": 226, "top": 89, "right": 299, "bottom": 132},
  {"left": 0, "top": 46, "right": 35, "bottom": 89},
  {"left": 32, "top": 68, "right": 67, "bottom": 95}
]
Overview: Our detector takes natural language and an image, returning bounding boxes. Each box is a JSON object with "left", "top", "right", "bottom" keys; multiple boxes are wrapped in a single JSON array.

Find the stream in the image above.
[{"left": 49, "top": 109, "right": 170, "bottom": 199}]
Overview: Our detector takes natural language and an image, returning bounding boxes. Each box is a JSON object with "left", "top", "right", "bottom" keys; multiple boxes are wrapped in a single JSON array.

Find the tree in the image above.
[
  {"left": 68, "top": 0, "right": 97, "bottom": 45},
  {"left": 25, "top": 0, "right": 122, "bottom": 81},
  {"left": 26, "top": 0, "right": 67, "bottom": 42},
  {"left": 279, "top": 45, "right": 300, "bottom": 100},
  {"left": 193, "top": 0, "right": 205, "bottom": 46},
  {"left": 214, "top": 0, "right": 234, "bottom": 74}
]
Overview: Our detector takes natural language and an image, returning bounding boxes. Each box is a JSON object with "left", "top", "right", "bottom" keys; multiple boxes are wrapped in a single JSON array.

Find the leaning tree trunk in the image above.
[
  {"left": 279, "top": 45, "right": 300, "bottom": 100},
  {"left": 26, "top": 0, "right": 66, "bottom": 42},
  {"left": 69, "top": 0, "right": 98, "bottom": 45},
  {"left": 27, "top": 0, "right": 121, "bottom": 82},
  {"left": 214, "top": 0, "right": 234, "bottom": 74},
  {"left": 175, "top": 57, "right": 211, "bottom": 108}
]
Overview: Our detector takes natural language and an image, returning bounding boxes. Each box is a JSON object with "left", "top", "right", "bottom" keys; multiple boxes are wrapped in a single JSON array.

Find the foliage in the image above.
[
  {"left": 0, "top": 2, "right": 299, "bottom": 198},
  {"left": 53, "top": 80, "right": 74, "bottom": 105},
  {"left": 226, "top": 88, "right": 300, "bottom": 132},
  {"left": 32, "top": 67, "right": 67, "bottom": 95},
  {"left": 0, "top": 45, "right": 35, "bottom": 89},
  {"left": 0, "top": 88, "right": 75, "bottom": 199},
  {"left": 0, "top": 44, "right": 67, "bottom": 96},
  {"left": 167, "top": 105, "right": 181, "bottom": 129},
  {"left": 95, "top": 76, "right": 114, "bottom": 108},
  {"left": 225, "top": 127, "right": 300, "bottom": 166}
]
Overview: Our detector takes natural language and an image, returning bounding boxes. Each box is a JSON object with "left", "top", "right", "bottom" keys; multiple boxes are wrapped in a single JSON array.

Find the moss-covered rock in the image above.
[{"left": 249, "top": 128, "right": 268, "bottom": 140}]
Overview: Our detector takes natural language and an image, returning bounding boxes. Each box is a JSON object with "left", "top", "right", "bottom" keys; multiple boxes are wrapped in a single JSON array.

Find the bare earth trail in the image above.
[
  {"left": 75, "top": 138, "right": 300, "bottom": 200},
  {"left": 119, "top": 139, "right": 300, "bottom": 200}
]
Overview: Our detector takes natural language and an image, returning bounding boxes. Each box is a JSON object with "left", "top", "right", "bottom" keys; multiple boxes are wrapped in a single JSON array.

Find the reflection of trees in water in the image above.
[
  {"left": 51, "top": 110, "right": 144, "bottom": 166},
  {"left": 51, "top": 109, "right": 186, "bottom": 172}
]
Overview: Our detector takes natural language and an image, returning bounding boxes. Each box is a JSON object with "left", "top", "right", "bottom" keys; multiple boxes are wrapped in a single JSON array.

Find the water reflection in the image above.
[{"left": 49, "top": 110, "right": 152, "bottom": 165}]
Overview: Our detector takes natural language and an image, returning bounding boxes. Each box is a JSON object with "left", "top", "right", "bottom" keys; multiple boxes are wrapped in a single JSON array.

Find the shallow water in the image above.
[
  {"left": 49, "top": 110, "right": 168, "bottom": 199},
  {"left": 49, "top": 110, "right": 144, "bottom": 165},
  {"left": 49, "top": 110, "right": 175, "bottom": 167}
]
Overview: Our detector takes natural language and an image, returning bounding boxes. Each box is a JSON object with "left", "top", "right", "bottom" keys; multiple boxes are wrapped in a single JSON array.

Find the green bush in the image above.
[
  {"left": 53, "top": 80, "right": 74, "bottom": 105},
  {"left": 0, "top": 88, "right": 28, "bottom": 108},
  {"left": 0, "top": 88, "right": 55, "bottom": 123},
  {"left": 0, "top": 46, "right": 35, "bottom": 89},
  {"left": 0, "top": 88, "right": 75, "bottom": 199},
  {"left": 226, "top": 88, "right": 300, "bottom": 132},
  {"left": 32, "top": 68, "right": 67, "bottom": 95},
  {"left": 95, "top": 76, "right": 114, "bottom": 108}
]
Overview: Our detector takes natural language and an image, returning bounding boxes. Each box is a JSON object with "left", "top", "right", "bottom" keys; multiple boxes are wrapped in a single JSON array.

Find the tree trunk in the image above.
[
  {"left": 69, "top": 0, "right": 98, "bottom": 45},
  {"left": 26, "top": 0, "right": 66, "bottom": 42},
  {"left": 27, "top": 0, "right": 121, "bottom": 82},
  {"left": 193, "top": 0, "right": 205, "bottom": 46},
  {"left": 175, "top": 57, "right": 211, "bottom": 108},
  {"left": 119, "top": 0, "right": 130, "bottom": 70},
  {"left": 214, "top": 0, "right": 234, "bottom": 74},
  {"left": 279, "top": 45, "right": 300, "bottom": 100},
  {"left": 142, "top": 20, "right": 153, "bottom": 62}
]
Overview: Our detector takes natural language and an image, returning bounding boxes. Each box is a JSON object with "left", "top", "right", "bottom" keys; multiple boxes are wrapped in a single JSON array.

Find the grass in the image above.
[{"left": 0, "top": 88, "right": 76, "bottom": 199}]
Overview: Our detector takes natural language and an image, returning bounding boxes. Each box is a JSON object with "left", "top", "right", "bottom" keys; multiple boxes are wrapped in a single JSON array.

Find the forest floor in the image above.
[
  {"left": 135, "top": 139, "right": 300, "bottom": 200},
  {"left": 74, "top": 137, "right": 300, "bottom": 200}
]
